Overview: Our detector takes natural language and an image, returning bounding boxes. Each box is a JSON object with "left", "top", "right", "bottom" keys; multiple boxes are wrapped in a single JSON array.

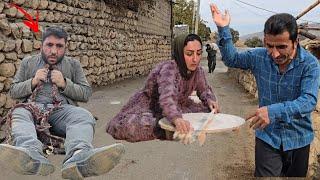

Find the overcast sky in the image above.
[{"left": 200, "top": 0, "right": 320, "bottom": 36}]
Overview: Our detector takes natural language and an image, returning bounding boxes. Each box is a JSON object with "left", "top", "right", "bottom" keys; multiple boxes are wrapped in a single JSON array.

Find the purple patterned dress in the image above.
[{"left": 106, "top": 60, "right": 216, "bottom": 142}]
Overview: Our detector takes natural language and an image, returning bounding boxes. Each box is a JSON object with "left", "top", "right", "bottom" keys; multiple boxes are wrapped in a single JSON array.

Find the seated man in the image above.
[{"left": 0, "top": 27, "right": 124, "bottom": 179}]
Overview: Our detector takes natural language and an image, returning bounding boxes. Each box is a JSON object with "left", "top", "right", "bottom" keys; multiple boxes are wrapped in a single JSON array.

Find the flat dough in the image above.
[{"left": 159, "top": 113, "right": 246, "bottom": 133}]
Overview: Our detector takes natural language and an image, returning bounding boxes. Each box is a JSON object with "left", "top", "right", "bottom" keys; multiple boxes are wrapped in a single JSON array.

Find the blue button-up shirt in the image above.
[{"left": 218, "top": 26, "right": 319, "bottom": 151}]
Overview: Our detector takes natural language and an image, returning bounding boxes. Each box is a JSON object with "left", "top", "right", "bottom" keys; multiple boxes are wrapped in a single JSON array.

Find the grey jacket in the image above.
[{"left": 9, "top": 54, "right": 92, "bottom": 105}]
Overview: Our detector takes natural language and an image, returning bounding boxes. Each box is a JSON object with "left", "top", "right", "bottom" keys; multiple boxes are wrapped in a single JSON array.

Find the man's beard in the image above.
[
  {"left": 41, "top": 51, "right": 64, "bottom": 65},
  {"left": 273, "top": 54, "right": 291, "bottom": 65}
]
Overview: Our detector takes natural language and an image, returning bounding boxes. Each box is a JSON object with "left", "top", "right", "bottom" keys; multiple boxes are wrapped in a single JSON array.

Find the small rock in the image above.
[
  {"left": 3, "top": 40, "right": 16, "bottom": 52},
  {"left": 3, "top": 7, "right": 17, "bottom": 17},
  {"left": 0, "top": 2, "right": 4, "bottom": 13},
  {"left": 0, "top": 40, "right": 4, "bottom": 51},
  {"left": 0, "top": 63, "right": 16, "bottom": 77},
  {"left": 5, "top": 52, "right": 18, "bottom": 61},
  {"left": 0, "top": 53, "right": 4, "bottom": 63},
  {"left": 22, "top": 39, "right": 33, "bottom": 52},
  {"left": 12, "top": 0, "right": 26, "bottom": 5},
  {"left": 38, "top": 0, "right": 49, "bottom": 9},
  {"left": 33, "top": 40, "right": 41, "bottom": 49},
  {"left": 5, "top": 95, "right": 15, "bottom": 108},
  {"left": 0, "top": 93, "right": 6, "bottom": 107},
  {"left": 15, "top": 39, "right": 22, "bottom": 53}
]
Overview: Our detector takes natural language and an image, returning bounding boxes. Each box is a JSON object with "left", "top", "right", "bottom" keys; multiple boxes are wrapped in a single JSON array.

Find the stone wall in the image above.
[
  {"left": 228, "top": 68, "right": 320, "bottom": 178},
  {"left": 228, "top": 68, "right": 257, "bottom": 98},
  {"left": 0, "top": 0, "right": 173, "bottom": 116}
]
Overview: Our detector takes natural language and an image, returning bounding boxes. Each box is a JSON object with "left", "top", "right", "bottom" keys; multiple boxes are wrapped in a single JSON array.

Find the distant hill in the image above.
[
  {"left": 240, "top": 32, "right": 263, "bottom": 41},
  {"left": 240, "top": 23, "right": 320, "bottom": 41}
]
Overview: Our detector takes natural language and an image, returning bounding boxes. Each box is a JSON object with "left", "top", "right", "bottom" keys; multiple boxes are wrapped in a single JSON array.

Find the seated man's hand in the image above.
[
  {"left": 51, "top": 70, "right": 66, "bottom": 89},
  {"left": 32, "top": 68, "right": 48, "bottom": 87}
]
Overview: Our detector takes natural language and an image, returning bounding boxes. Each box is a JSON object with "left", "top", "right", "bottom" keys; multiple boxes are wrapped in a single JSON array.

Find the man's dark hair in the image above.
[
  {"left": 42, "top": 26, "right": 68, "bottom": 43},
  {"left": 264, "top": 13, "right": 298, "bottom": 42}
]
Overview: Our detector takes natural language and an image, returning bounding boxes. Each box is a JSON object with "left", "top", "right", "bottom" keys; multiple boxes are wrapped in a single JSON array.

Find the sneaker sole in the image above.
[
  {"left": 61, "top": 143, "right": 125, "bottom": 179},
  {"left": 0, "top": 144, "right": 55, "bottom": 176}
]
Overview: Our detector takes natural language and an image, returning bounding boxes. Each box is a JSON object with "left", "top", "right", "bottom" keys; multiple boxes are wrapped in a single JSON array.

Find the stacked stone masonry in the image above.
[{"left": 0, "top": 0, "right": 173, "bottom": 116}]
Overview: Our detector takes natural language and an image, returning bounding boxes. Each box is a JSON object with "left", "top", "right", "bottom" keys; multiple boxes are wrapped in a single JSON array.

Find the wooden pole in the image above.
[
  {"left": 296, "top": 0, "right": 320, "bottom": 20},
  {"left": 298, "top": 29, "right": 318, "bottom": 40},
  {"left": 299, "top": 27, "right": 320, "bottom": 31}
]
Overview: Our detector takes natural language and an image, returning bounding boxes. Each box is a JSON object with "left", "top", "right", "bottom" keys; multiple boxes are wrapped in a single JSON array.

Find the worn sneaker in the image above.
[
  {"left": 61, "top": 143, "right": 125, "bottom": 179},
  {"left": 0, "top": 144, "right": 55, "bottom": 176}
]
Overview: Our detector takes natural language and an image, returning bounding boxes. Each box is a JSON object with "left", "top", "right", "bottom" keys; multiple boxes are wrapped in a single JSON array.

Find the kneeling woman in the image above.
[{"left": 106, "top": 34, "right": 219, "bottom": 142}]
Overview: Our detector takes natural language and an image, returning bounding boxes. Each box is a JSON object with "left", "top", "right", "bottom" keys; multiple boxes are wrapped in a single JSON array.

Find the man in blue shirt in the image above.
[{"left": 210, "top": 4, "right": 319, "bottom": 177}]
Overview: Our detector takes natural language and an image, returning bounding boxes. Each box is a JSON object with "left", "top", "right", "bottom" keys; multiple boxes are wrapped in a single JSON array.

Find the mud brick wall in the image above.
[
  {"left": 0, "top": 0, "right": 173, "bottom": 116},
  {"left": 228, "top": 68, "right": 320, "bottom": 178}
]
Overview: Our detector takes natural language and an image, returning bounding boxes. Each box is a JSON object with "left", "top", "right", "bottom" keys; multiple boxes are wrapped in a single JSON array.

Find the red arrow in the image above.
[{"left": 9, "top": 3, "right": 39, "bottom": 32}]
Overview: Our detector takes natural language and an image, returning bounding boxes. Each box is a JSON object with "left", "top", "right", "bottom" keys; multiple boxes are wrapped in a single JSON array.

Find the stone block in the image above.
[
  {"left": 48, "top": 2, "right": 57, "bottom": 10},
  {"left": 0, "top": 76, "right": 5, "bottom": 82},
  {"left": 0, "top": 40, "right": 4, "bottom": 51},
  {"left": 32, "top": 0, "right": 40, "bottom": 9},
  {"left": 22, "top": 26, "right": 31, "bottom": 38},
  {"left": 0, "top": 53, "right": 4, "bottom": 63},
  {"left": 5, "top": 95, "right": 15, "bottom": 108},
  {"left": 25, "top": 0, "right": 40, "bottom": 9},
  {"left": 45, "top": 11, "right": 55, "bottom": 22},
  {"left": 10, "top": 23, "right": 21, "bottom": 39},
  {"left": 90, "top": 11, "right": 97, "bottom": 18},
  {"left": 0, "top": 63, "right": 15, "bottom": 77},
  {"left": 54, "top": 12, "right": 62, "bottom": 22},
  {"left": 4, "top": 78, "right": 12, "bottom": 91},
  {"left": 33, "top": 26, "right": 43, "bottom": 40},
  {"left": 0, "top": 93, "right": 6, "bottom": 107},
  {"left": 5, "top": 52, "right": 18, "bottom": 61},
  {"left": 68, "top": 42, "right": 77, "bottom": 51},
  {"left": 3, "top": 7, "right": 17, "bottom": 17},
  {"left": 0, "top": 19, "right": 11, "bottom": 35},
  {"left": 15, "top": 39, "right": 22, "bottom": 53},
  {"left": 15, "top": 8, "right": 24, "bottom": 18},
  {"left": 0, "top": 82, "right": 4, "bottom": 92},
  {"left": 0, "top": 2, "right": 4, "bottom": 13},
  {"left": 39, "top": 10, "right": 47, "bottom": 21},
  {"left": 56, "top": 3, "right": 68, "bottom": 12},
  {"left": 3, "top": 40, "right": 16, "bottom": 52},
  {"left": 39, "top": 0, "right": 49, "bottom": 9},
  {"left": 14, "top": 59, "right": 21, "bottom": 70},
  {"left": 33, "top": 40, "right": 41, "bottom": 49},
  {"left": 88, "top": 57, "right": 95, "bottom": 67},
  {"left": 94, "top": 57, "right": 102, "bottom": 67},
  {"left": 22, "top": 39, "right": 33, "bottom": 52}
]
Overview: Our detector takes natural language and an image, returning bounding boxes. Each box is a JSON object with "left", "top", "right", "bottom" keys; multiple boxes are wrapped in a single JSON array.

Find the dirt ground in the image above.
[{"left": 0, "top": 58, "right": 259, "bottom": 180}]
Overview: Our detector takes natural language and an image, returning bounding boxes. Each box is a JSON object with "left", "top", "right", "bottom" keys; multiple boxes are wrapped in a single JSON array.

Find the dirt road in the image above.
[{"left": 1, "top": 59, "right": 258, "bottom": 180}]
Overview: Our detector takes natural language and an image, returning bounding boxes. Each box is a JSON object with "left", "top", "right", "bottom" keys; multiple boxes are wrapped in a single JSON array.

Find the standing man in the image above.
[
  {"left": 0, "top": 27, "right": 124, "bottom": 179},
  {"left": 205, "top": 44, "right": 217, "bottom": 73},
  {"left": 211, "top": 4, "right": 319, "bottom": 177}
]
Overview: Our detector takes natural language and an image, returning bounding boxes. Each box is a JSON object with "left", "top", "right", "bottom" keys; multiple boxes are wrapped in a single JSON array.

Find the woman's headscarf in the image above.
[{"left": 173, "top": 34, "right": 202, "bottom": 80}]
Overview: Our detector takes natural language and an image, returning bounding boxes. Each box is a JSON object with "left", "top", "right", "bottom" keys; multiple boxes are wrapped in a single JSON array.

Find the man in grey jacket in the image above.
[{"left": 0, "top": 27, "right": 124, "bottom": 179}]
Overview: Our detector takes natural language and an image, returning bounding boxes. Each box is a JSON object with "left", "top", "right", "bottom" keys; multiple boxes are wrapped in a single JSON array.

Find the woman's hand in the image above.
[
  {"left": 210, "top": 4, "right": 230, "bottom": 27},
  {"left": 208, "top": 100, "right": 220, "bottom": 113},
  {"left": 173, "top": 118, "right": 193, "bottom": 134},
  {"left": 173, "top": 118, "right": 194, "bottom": 145}
]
